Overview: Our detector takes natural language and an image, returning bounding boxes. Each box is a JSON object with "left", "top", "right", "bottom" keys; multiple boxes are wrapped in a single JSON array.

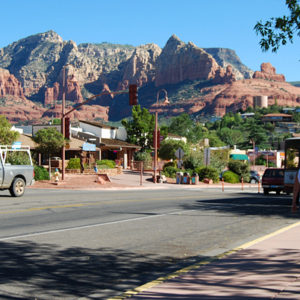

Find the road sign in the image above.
[
  {"left": 82, "top": 142, "right": 96, "bottom": 151},
  {"left": 175, "top": 147, "right": 184, "bottom": 160}
]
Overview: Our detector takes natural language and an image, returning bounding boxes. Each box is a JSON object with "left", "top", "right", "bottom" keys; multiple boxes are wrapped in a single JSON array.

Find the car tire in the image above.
[
  {"left": 9, "top": 177, "right": 26, "bottom": 197},
  {"left": 264, "top": 189, "right": 269, "bottom": 195}
]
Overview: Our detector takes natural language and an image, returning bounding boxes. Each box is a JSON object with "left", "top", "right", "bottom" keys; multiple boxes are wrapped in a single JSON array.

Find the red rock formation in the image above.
[
  {"left": 155, "top": 35, "right": 220, "bottom": 87},
  {"left": 212, "top": 65, "right": 236, "bottom": 84},
  {"left": 44, "top": 75, "right": 83, "bottom": 105},
  {"left": 0, "top": 68, "right": 26, "bottom": 99},
  {"left": 253, "top": 62, "right": 285, "bottom": 82}
]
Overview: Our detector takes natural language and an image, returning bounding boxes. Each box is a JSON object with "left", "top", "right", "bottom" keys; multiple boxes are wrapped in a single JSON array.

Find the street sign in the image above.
[
  {"left": 82, "top": 142, "right": 96, "bottom": 151},
  {"left": 175, "top": 147, "right": 184, "bottom": 160}
]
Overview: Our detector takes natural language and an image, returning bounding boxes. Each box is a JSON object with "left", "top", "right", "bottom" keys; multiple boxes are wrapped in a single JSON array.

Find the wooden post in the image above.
[{"left": 140, "top": 161, "right": 143, "bottom": 186}]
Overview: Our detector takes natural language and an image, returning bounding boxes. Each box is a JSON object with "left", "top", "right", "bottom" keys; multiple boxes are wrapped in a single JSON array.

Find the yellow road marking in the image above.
[{"left": 108, "top": 220, "right": 300, "bottom": 300}]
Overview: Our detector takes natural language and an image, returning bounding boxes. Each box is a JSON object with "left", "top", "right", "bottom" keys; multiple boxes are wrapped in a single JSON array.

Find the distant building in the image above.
[
  {"left": 262, "top": 113, "right": 293, "bottom": 123},
  {"left": 253, "top": 95, "right": 268, "bottom": 108}
]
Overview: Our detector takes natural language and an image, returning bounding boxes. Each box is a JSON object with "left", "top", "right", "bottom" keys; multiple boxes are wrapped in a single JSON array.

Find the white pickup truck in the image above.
[{"left": 0, "top": 145, "right": 35, "bottom": 197}]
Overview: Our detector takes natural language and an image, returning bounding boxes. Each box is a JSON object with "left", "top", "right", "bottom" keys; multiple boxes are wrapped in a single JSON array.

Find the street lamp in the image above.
[
  {"left": 154, "top": 89, "right": 169, "bottom": 183},
  {"left": 61, "top": 64, "right": 73, "bottom": 180}
]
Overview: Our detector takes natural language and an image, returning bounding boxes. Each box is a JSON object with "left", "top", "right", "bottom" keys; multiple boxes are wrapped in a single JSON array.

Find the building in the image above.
[{"left": 262, "top": 113, "right": 293, "bottom": 123}]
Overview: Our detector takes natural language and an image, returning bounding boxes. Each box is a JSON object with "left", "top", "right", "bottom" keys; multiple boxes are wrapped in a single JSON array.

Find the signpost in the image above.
[{"left": 175, "top": 147, "right": 185, "bottom": 169}]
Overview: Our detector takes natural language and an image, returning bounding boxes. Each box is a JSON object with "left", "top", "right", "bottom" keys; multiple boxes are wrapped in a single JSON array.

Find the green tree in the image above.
[
  {"left": 218, "top": 127, "right": 245, "bottom": 147},
  {"left": 0, "top": 115, "right": 19, "bottom": 145},
  {"left": 168, "top": 113, "right": 194, "bottom": 139},
  {"left": 255, "top": 0, "right": 300, "bottom": 52},
  {"left": 158, "top": 139, "right": 188, "bottom": 161},
  {"left": 121, "top": 105, "right": 155, "bottom": 151},
  {"left": 33, "top": 128, "right": 65, "bottom": 178},
  {"left": 241, "top": 118, "right": 269, "bottom": 149}
]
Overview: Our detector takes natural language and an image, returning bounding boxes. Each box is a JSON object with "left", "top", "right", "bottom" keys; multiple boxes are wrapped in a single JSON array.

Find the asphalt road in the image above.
[{"left": 0, "top": 188, "right": 299, "bottom": 299}]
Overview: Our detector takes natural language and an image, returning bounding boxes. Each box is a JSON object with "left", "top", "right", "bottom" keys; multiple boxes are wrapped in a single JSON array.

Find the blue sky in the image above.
[{"left": 1, "top": 0, "right": 299, "bottom": 81}]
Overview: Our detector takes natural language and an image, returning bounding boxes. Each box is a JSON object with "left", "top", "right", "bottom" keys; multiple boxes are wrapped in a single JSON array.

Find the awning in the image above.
[{"left": 230, "top": 154, "right": 249, "bottom": 160}]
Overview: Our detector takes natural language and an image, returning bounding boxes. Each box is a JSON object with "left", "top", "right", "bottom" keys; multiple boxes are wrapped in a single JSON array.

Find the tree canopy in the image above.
[
  {"left": 122, "top": 105, "right": 156, "bottom": 152},
  {"left": 255, "top": 0, "right": 300, "bottom": 52},
  {"left": 33, "top": 128, "right": 64, "bottom": 156},
  {"left": 0, "top": 115, "right": 19, "bottom": 145}
]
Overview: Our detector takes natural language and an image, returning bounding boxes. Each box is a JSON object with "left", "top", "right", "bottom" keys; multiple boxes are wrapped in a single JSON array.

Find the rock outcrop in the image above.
[
  {"left": 0, "top": 68, "right": 26, "bottom": 99},
  {"left": 212, "top": 65, "right": 236, "bottom": 84},
  {"left": 155, "top": 35, "right": 220, "bottom": 87},
  {"left": 253, "top": 62, "right": 285, "bottom": 82}
]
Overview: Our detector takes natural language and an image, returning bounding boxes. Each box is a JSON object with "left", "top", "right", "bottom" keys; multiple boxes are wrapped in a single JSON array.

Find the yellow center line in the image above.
[{"left": 0, "top": 195, "right": 200, "bottom": 215}]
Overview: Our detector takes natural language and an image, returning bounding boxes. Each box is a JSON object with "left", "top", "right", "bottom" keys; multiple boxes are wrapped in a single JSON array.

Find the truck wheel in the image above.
[{"left": 9, "top": 178, "right": 25, "bottom": 197}]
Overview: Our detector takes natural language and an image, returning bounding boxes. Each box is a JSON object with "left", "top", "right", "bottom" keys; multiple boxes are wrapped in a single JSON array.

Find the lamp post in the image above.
[
  {"left": 154, "top": 89, "right": 169, "bottom": 183},
  {"left": 61, "top": 65, "right": 71, "bottom": 181}
]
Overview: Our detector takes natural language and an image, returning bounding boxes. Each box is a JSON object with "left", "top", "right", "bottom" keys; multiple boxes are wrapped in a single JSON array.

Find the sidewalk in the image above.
[
  {"left": 30, "top": 170, "right": 261, "bottom": 191},
  {"left": 124, "top": 221, "right": 300, "bottom": 299}
]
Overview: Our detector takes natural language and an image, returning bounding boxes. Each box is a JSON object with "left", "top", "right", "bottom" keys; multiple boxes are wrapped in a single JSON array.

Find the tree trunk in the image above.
[{"left": 49, "top": 154, "right": 51, "bottom": 180}]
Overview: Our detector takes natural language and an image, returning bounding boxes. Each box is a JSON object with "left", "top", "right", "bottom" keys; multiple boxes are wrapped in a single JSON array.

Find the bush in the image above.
[
  {"left": 222, "top": 170, "right": 240, "bottom": 183},
  {"left": 162, "top": 166, "right": 180, "bottom": 178},
  {"left": 228, "top": 160, "right": 250, "bottom": 182},
  {"left": 96, "top": 159, "right": 116, "bottom": 169},
  {"left": 34, "top": 165, "right": 50, "bottom": 181},
  {"left": 66, "top": 158, "right": 81, "bottom": 169},
  {"left": 163, "top": 161, "right": 177, "bottom": 170},
  {"left": 196, "top": 166, "right": 219, "bottom": 183}
]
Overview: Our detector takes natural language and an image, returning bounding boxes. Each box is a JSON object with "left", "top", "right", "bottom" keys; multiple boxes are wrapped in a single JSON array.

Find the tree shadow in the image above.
[
  {"left": 0, "top": 240, "right": 207, "bottom": 299},
  {"left": 132, "top": 247, "right": 300, "bottom": 299},
  {"left": 181, "top": 193, "right": 300, "bottom": 218}
]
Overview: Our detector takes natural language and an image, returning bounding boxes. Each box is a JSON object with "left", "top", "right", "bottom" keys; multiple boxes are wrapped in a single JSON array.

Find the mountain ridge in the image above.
[{"left": 0, "top": 30, "right": 299, "bottom": 124}]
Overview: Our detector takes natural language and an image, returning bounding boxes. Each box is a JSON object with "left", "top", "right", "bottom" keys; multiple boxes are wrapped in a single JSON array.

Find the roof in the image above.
[
  {"left": 263, "top": 113, "right": 292, "bottom": 117},
  {"left": 16, "top": 134, "right": 37, "bottom": 149},
  {"left": 230, "top": 154, "right": 249, "bottom": 161},
  {"left": 101, "top": 138, "right": 140, "bottom": 149},
  {"left": 79, "top": 120, "right": 118, "bottom": 129}
]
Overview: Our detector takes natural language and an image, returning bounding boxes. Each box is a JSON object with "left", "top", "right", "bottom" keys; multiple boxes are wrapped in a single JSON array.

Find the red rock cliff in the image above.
[
  {"left": 253, "top": 62, "right": 285, "bottom": 82},
  {"left": 0, "top": 68, "right": 26, "bottom": 99}
]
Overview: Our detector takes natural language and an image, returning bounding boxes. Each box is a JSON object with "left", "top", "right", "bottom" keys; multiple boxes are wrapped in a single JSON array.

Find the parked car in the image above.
[
  {"left": 249, "top": 170, "right": 261, "bottom": 184},
  {"left": 0, "top": 145, "right": 35, "bottom": 197},
  {"left": 262, "top": 168, "right": 287, "bottom": 195}
]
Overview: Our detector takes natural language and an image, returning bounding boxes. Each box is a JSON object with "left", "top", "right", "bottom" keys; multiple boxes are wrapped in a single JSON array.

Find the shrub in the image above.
[
  {"left": 222, "top": 170, "right": 240, "bottom": 183},
  {"left": 163, "top": 161, "right": 177, "bottom": 170},
  {"left": 34, "top": 165, "right": 50, "bottom": 181},
  {"left": 196, "top": 166, "right": 219, "bottom": 183},
  {"left": 162, "top": 166, "right": 180, "bottom": 178},
  {"left": 228, "top": 160, "right": 250, "bottom": 182},
  {"left": 96, "top": 159, "right": 116, "bottom": 169},
  {"left": 66, "top": 158, "right": 81, "bottom": 169}
]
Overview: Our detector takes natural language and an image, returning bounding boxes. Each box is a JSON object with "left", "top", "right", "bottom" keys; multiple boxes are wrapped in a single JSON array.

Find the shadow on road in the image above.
[
  {"left": 0, "top": 240, "right": 206, "bottom": 299},
  {"left": 181, "top": 193, "right": 300, "bottom": 218}
]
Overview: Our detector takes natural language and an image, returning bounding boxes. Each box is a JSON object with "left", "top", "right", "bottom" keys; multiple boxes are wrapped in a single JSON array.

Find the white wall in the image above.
[{"left": 116, "top": 127, "right": 127, "bottom": 141}]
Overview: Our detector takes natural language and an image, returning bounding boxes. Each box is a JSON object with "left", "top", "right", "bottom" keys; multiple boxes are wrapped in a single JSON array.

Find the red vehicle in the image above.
[{"left": 262, "top": 168, "right": 287, "bottom": 195}]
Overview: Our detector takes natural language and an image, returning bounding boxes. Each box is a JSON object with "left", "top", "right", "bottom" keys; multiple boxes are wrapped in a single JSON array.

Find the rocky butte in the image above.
[{"left": 0, "top": 31, "right": 299, "bottom": 123}]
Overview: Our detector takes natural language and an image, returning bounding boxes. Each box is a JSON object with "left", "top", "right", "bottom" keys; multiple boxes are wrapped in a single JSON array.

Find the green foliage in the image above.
[
  {"left": 254, "top": 0, "right": 300, "bottom": 52},
  {"left": 217, "top": 127, "right": 245, "bottom": 147},
  {"left": 34, "top": 165, "right": 50, "bottom": 181},
  {"left": 162, "top": 166, "right": 179, "bottom": 178},
  {"left": 255, "top": 155, "right": 275, "bottom": 167},
  {"left": 6, "top": 151, "right": 31, "bottom": 165},
  {"left": 0, "top": 115, "right": 19, "bottom": 145},
  {"left": 134, "top": 151, "right": 152, "bottom": 164},
  {"left": 196, "top": 166, "right": 219, "bottom": 183},
  {"left": 121, "top": 105, "right": 155, "bottom": 151},
  {"left": 33, "top": 128, "right": 64, "bottom": 156},
  {"left": 183, "top": 151, "right": 203, "bottom": 170},
  {"left": 159, "top": 139, "right": 188, "bottom": 160},
  {"left": 163, "top": 161, "right": 177, "bottom": 169},
  {"left": 209, "top": 149, "right": 230, "bottom": 173},
  {"left": 222, "top": 170, "right": 240, "bottom": 183},
  {"left": 228, "top": 160, "right": 250, "bottom": 182},
  {"left": 96, "top": 159, "right": 116, "bottom": 169},
  {"left": 66, "top": 158, "right": 81, "bottom": 169}
]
